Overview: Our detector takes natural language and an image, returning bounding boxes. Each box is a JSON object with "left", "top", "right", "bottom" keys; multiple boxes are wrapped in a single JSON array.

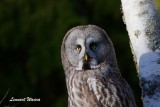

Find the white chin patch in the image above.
[
  {"left": 76, "top": 61, "right": 83, "bottom": 70},
  {"left": 76, "top": 60, "right": 100, "bottom": 70},
  {"left": 90, "top": 65, "right": 101, "bottom": 69},
  {"left": 90, "top": 59, "right": 99, "bottom": 69}
]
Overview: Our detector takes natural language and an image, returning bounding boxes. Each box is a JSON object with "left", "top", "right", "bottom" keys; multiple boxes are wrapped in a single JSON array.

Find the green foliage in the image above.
[
  {"left": 0, "top": 0, "right": 142, "bottom": 107},
  {"left": 156, "top": 0, "right": 160, "bottom": 9}
]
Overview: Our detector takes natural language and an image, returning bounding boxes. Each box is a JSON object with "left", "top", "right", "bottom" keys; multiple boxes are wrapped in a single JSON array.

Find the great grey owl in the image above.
[{"left": 61, "top": 25, "right": 137, "bottom": 107}]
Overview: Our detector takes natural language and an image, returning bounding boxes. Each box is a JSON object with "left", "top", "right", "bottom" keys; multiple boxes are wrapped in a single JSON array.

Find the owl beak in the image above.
[
  {"left": 84, "top": 54, "right": 88, "bottom": 61},
  {"left": 84, "top": 53, "right": 91, "bottom": 62}
]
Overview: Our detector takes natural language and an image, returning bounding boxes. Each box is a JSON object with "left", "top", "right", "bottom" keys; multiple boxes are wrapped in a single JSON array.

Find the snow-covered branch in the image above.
[{"left": 121, "top": 0, "right": 160, "bottom": 106}]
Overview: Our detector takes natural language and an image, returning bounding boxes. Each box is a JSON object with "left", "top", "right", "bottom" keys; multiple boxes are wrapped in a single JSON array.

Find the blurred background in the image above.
[{"left": 2, "top": 0, "right": 160, "bottom": 107}]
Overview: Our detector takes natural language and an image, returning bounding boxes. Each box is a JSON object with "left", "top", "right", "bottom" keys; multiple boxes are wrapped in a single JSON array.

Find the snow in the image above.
[
  {"left": 144, "top": 96, "right": 160, "bottom": 107},
  {"left": 139, "top": 52, "right": 160, "bottom": 78}
]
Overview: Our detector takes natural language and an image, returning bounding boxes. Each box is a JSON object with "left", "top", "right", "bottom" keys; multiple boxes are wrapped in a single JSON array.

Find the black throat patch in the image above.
[{"left": 82, "top": 62, "right": 91, "bottom": 70}]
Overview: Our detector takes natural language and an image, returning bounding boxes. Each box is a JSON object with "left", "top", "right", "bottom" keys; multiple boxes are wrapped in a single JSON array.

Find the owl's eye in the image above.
[
  {"left": 75, "top": 44, "right": 81, "bottom": 52},
  {"left": 90, "top": 42, "right": 97, "bottom": 50}
]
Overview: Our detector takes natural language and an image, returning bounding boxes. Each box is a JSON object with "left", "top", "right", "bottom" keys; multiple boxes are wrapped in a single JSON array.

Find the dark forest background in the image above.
[{"left": 2, "top": 0, "right": 159, "bottom": 106}]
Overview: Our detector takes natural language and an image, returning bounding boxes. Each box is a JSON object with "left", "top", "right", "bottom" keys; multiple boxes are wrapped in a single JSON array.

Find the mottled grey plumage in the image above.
[{"left": 61, "top": 25, "right": 137, "bottom": 107}]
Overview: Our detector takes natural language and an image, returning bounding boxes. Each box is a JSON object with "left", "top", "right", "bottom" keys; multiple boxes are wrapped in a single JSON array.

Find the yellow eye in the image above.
[
  {"left": 75, "top": 45, "right": 81, "bottom": 52},
  {"left": 92, "top": 44, "right": 96, "bottom": 49},
  {"left": 90, "top": 43, "right": 97, "bottom": 50}
]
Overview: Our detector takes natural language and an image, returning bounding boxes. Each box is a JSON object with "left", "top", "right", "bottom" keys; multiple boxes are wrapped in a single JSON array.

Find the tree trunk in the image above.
[{"left": 121, "top": 0, "right": 160, "bottom": 107}]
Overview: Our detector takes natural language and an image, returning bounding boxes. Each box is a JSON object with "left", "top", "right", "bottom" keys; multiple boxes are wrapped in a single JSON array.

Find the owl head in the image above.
[{"left": 61, "top": 25, "right": 117, "bottom": 74}]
